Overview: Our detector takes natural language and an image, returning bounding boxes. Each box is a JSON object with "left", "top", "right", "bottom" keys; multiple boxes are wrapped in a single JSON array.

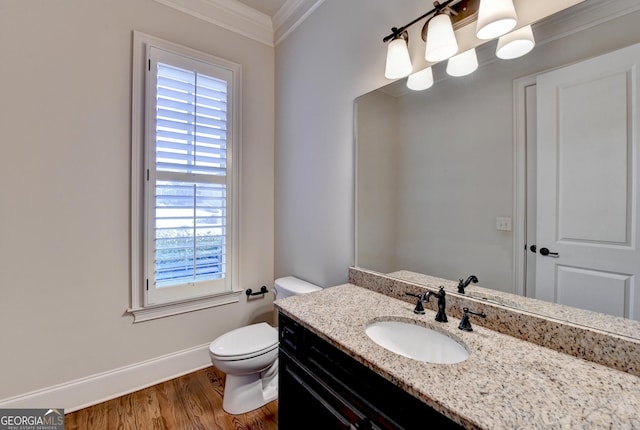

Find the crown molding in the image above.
[
  {"left": 154, "top": 0, "right": 323, "bottom": 47},
  {"left": 273, "top": 0, "right": 325, "bottom": 45},
  {"left": 154, "top": 0, "right": 273, "bottom": 46}
]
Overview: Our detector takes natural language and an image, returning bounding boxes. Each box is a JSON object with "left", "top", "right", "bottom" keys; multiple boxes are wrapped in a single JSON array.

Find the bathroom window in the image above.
[{"left": 130, "top": 32, "right": 242, "bottom": 322}]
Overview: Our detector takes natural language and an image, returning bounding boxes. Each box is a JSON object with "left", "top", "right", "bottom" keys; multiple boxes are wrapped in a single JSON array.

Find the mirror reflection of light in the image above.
[
  {"left": 407, "top": 67, "right": 434, "bottom": 91},
  {"left": 446, "top": 48, "right": 479, "bottom": 77},
  {"left": 496, "top": 25, "right": 536, "bottom": 59}
]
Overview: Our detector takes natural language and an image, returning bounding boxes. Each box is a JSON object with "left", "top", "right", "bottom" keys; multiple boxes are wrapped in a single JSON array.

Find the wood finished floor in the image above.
[{"left": 64, "top": 366, "right": 278, "bottom": 430}]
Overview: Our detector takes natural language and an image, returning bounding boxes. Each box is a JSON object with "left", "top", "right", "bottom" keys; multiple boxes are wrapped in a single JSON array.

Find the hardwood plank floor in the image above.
[{"left": 65, "top": 366, "right": 278, "bottom": 430}]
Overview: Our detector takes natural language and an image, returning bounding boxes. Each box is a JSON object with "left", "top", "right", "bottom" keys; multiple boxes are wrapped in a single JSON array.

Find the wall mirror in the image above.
[{"left": 355, "top": 0, "right": 640, "bottom": 339}]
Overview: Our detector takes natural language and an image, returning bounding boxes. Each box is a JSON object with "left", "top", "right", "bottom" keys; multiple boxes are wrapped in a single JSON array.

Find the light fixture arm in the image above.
[{"left": 382, "top": 0, "right": 457, "bottom": 43}]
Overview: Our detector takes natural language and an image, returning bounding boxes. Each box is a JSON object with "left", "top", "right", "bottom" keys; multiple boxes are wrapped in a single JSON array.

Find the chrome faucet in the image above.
[{"left": 457, "top": 275, "right": 478, "bottom": 294}]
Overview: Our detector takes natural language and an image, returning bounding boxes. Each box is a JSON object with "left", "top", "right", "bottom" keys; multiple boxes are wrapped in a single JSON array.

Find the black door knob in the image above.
[
  {"left": 539, "top": 247, "right": 559, "bottom": 257},
  {"left": 529, "top": 245, "right": 537, "bottom": 253}
]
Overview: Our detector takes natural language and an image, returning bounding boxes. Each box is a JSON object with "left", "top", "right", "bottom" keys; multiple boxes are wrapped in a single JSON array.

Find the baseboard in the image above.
[{"left": 0, "top": 343, "right": 212, "bottom": 413}]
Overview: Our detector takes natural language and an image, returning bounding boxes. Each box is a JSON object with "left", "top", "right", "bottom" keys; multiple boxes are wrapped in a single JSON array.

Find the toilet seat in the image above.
[{"left": 210, "top": 322, "right": 278, "bottom": 361}]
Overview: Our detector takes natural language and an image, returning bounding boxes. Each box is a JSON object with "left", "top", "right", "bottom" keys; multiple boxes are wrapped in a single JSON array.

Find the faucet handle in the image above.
[
  {"left": 458, "top": 307, "right": 487, "bottom": 331},
  {"left": 405, "top": 292, "right": 426, "bottom": 314}
]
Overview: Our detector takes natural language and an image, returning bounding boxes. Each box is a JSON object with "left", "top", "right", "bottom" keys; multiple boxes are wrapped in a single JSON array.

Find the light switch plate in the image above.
[{"left": 496, "top": 217, "right": 512, "bottom": 231}]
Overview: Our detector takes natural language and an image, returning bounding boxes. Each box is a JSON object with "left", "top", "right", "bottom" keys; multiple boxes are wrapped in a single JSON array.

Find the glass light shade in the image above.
[
  {"left": 496, "top": 25, "right": 535, "bottom": 59},
  {"left": 425, "top": 14, "right": 458, "bottom": 62},
  {"left": 385, "top": 36, "right": 413, "bottom": 79},
  {"left": 446, "top": 48, "right": 478, "bottom": 77},
  {"left": 476, "top": 0, "right": 518, "bottom": 40},
  {"left": 407, "top": 67, "right": 434, "bottom": 91}
]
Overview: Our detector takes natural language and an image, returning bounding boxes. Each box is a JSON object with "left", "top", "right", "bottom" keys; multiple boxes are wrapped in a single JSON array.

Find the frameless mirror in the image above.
[{"left": 355, "top": 0, "right": 640, "bottom": 339}]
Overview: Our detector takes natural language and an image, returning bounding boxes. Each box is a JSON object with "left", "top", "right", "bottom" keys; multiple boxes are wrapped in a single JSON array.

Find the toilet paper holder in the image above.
[{"left": 245, "top": 286, "right": 269, "bottom": 297}]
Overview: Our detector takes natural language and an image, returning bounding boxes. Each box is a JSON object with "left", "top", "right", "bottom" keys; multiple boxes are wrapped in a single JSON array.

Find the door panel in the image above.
[
  {"left": 536, "top": 42, "right": 640, "bottom": 320},
  {"left": 556, "top": 266, "right": 630, "bottom": 317},
  {"left": 558, "top": 72, "right": 630, "bottom": 244}
]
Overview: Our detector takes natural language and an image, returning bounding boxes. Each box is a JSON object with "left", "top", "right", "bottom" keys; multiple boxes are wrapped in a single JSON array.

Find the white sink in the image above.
[{"left": 365, "top": 320, "right": 469, "bottom": 364}]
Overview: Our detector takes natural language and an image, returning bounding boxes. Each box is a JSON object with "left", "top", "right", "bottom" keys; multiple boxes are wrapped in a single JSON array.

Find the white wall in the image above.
[
  {"left": 275, "top": 0, "right": 640, "bottom": 291},
  {"left": 275, "top": 0, "right": 427, "bottom": 287},
  {"left": 0, "top": 0, "right": 274, "bottom": 402}
]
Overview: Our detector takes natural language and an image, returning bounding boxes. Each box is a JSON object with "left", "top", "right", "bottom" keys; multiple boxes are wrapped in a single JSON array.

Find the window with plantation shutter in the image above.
[{"left": 130, "top": 32, "right": 241, "bottom": 320}]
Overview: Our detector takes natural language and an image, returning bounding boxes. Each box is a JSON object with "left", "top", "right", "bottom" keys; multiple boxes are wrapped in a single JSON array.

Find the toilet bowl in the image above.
[
  {"left": 209, "top": 276, "right": 321, "bottom": 414},
  {"left": 209, "top": 322, "right": 279, "bottom": 415}
]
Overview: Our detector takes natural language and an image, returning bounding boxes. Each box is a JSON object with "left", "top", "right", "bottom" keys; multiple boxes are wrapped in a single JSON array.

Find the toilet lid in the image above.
[{"left": 209, "top": 322, "right": 278, "bottom": 358}]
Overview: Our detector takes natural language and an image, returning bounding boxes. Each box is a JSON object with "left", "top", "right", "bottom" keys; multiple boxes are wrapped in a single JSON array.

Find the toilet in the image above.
[{"left": 209, "top": 276, "right": 322, "bottom": 414}]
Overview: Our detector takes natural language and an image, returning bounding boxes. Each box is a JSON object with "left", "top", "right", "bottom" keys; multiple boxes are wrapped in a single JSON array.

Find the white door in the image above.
[
  {"left": 535, "top": 43, "right": 640, "bottom": 319},
  {"left": 525, "top": 84, "right": 537, "bottom": 298}
]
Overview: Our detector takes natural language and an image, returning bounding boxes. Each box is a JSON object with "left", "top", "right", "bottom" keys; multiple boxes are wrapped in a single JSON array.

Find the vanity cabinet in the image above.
[{"left": 278, "top": 312, "right": 463, "bottom": 430}]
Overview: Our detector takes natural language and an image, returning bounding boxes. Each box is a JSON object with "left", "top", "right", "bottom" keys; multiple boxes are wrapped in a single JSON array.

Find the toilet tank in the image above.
[{"left": 274, "top": 276, "right": 321, "bottom": 299}]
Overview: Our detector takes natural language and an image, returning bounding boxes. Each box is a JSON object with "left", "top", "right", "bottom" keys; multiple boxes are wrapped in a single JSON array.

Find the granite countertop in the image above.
[
  {"left": 387, "top": 270, "right": 640, "bottom": 340},
  {"left": 275, "top": 283, "right": 640, "bottom": 430}
]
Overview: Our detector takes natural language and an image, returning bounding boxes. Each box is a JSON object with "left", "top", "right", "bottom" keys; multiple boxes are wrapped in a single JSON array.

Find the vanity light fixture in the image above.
[
  {"left": 382, "top": 0, "right": 458, "bottom": 79},
  {"left": 496, "top": 25, "right": 535, "bottom": 59},
  {"left": 476, "top": 0, "right": 518, "bottom": 40},
  {"left": 424, "top": 11, "right": 459, "bottom": 62},
  {"left": 383, "top": 0, "right": 533, "bottom": 91},
  {"left": 384, "top": 31, "right": 413, "bottom": 79},
  {"left": 446, "top": 47, "right": 478, "bottom": 76}
]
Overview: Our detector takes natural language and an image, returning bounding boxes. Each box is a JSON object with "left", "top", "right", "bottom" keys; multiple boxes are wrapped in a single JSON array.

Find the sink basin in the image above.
[{"left": 365, "top": 320, "right": 469, "bottom": 364}]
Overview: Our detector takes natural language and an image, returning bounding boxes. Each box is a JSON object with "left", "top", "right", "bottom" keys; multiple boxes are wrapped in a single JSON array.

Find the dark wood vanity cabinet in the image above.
[{"left": 278, "top": 312, "right": 464, "bottom": 430}]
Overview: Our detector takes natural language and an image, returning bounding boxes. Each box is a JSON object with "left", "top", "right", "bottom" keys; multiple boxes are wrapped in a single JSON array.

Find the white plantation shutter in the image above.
[
  {"left": 155, "top": 63, "right": 228, "bottom": 175},
  {"left": 145, "top": 46, "right": 235, "bottom": 305}
]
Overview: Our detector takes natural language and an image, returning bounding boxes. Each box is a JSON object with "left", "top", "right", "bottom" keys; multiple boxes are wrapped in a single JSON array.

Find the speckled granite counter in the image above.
[
  {"left": 275, "top": 284, "right": 640, "bottom": 430},
  {"left": 351, "top": 267, "right": 640, "bottom": 376},
  {"left": 386, "top": 269, "right": 640, "bottom": 340}
]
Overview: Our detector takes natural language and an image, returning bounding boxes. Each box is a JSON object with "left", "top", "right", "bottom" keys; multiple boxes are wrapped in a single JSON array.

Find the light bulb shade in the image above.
[
  {"left": 446, "top": 48, "right": 479, "bottom": 77},
  {"left": 407, "top": 67, "right": 434, "bottom": 91},
  {"left": 496, "top": 25, "right": 535, "bottom": 59},
  {"left": 385, "top": 34, "right": 413, "bottom": 79},
  {"left": 425, "top": 13, "right": 458, "bottom": 62},
  {"left": 476, "top": 0, "right": 518, "bottom": 40}
]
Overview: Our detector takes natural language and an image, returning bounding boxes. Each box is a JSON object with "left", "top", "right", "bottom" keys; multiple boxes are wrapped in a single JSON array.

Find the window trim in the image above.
[{"left": 129, "top": 31, "right": 242, "bottom": 322}]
